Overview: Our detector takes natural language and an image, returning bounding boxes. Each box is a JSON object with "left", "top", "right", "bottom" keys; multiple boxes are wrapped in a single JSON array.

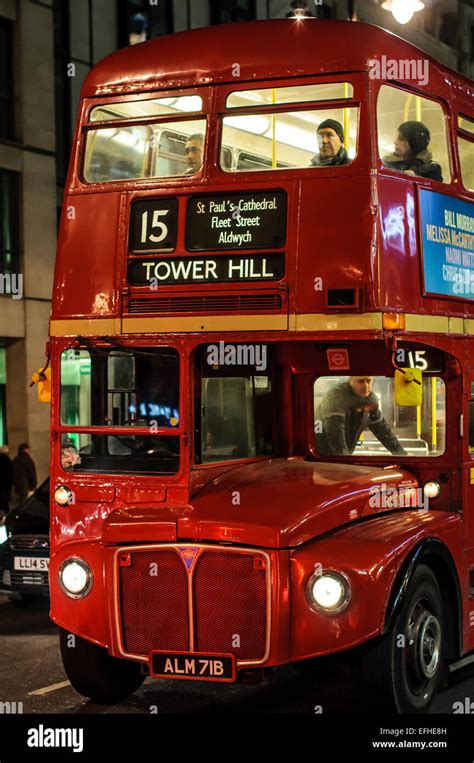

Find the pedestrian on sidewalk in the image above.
[
  {"left": 0, "top": 445, "right": 13, "bottom": 514},
  {"left": 12, "top": 443, "right": 37, "bottom": 503}
]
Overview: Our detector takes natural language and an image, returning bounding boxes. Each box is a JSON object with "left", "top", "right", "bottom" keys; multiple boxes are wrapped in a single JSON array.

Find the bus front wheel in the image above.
[
  {"left": 360, "top": 564, "right": 445, "bottom": 713},
  {"left": 59, "top": 628, "right": 145, "bottom": 704}
]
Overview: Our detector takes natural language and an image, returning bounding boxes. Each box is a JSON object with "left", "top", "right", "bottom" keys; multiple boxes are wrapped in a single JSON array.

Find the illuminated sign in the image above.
[
  {"left": 419, "top": 189, "right": 474, "bottom": 300},
  {"left": 186, "top": 191, "right": 287, "bottom": 251},
  {"left": 127, "top": 253, "right": 285, "bottom": 286}
]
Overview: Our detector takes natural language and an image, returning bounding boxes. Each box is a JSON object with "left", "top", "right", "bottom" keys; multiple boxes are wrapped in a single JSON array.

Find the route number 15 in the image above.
[{"left": 130, "top": 198, "right": 178, "bottom": 253}]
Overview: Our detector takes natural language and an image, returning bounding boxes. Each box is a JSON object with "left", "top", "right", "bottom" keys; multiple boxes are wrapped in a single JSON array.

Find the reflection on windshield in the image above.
[{"left": 314, "top": 375, "right": 445, "bottom": 457}]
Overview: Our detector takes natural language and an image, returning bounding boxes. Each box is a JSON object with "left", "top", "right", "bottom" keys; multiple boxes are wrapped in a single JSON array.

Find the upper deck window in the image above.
[
  {"left": 377, "top": 85, "right": 451, "bottom": 183},
  {"left": 458, "top": 114, "right": 474, "bottom": 136},
  {"left": 457, "top": 115, "right": 474, "bottom": 193},
  {"left": 220, "top": 106, "right": 358, "bottom": 173},
  {"left": 89, "top": 95, "right": 203, "bottom": 122},
  {"left": 83, "top": 117, "right": 207, "bottom": 183},
  {"left": 457, "top": 133, "right": 474, "bottom": 192},
  {"left": 226, "top": 82, "right": 353, "bottom": 109}
]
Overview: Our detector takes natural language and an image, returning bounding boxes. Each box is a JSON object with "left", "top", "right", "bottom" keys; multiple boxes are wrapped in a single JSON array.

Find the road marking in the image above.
[
  {"left": 28, "top": 680, "right": 71, "bottom": 696},
  {"left": 449, "top": 654, "right": 474, "bottom": 673}
]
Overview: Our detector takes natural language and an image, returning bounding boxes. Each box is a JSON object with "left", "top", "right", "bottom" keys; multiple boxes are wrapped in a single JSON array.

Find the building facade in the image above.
[{"left": 0, "top": 0, "right": 472, "bottom": 482}]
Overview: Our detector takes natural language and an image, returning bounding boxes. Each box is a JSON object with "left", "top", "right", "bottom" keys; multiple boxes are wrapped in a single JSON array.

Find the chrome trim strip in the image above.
[{"left": 112, "top": 543, "right": 272, "bottom": 669}]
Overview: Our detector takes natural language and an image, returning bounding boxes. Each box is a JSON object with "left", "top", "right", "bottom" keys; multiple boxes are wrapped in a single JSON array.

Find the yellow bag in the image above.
[{"left": 394, "top": 368, "right": 422, "bottom": 407}]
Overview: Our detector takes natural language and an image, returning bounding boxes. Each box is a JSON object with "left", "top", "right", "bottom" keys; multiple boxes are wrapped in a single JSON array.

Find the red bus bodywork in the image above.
[{"left": 48, "top": 20, "right": 474, "bottom": 707}]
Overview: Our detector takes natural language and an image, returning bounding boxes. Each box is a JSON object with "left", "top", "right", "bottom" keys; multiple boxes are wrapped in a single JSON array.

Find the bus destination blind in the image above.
[
  {"left": 186, "top": 191, "right": 287, "bottom": 251},
  {"left": 128, "top": 252, "right": 285, "bottom": 286}
]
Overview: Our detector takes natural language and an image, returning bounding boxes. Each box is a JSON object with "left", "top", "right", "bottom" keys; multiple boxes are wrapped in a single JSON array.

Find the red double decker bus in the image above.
[{"left": 47, "top": 19, "right": 474, "bottom": 713}]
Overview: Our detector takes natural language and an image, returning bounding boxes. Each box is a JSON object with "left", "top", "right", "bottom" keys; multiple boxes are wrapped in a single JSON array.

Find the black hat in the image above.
[
  {"left": 317, "top": 119, "right": 344, "bottom": 143},
  {"left": 398, "top": 121, "right": 430, "bottom": 154}
]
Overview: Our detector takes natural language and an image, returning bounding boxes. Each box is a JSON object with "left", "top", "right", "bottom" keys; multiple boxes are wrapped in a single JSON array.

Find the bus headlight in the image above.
[
  {"left": 306, "top": 570, "right": 351, "bottom": 614},
  {"left": 59, "top": 558, "right": 93, "bottom": 599},
  {"left": 423, "top": 481, "right": 441, "bottom": 500},
  {"left": 54, "top": 486, "right": 73, "bottom": 506}
]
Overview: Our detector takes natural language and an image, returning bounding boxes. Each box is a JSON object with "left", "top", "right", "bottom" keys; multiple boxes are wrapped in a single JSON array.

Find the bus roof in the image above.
[{"left": 81, "top": 19, "right": 472, "bottom": 107}]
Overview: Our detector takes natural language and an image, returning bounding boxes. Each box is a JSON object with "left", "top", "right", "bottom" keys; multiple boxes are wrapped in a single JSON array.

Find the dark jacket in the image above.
[
  {"left": 310, "top": 147, "right": 351, "bottom": 167},
  {"left": 315, "top": 381, "right": 407, "bottom": 456},
  {"left": 0, "top": 453, "right": 13, "bottom": 511},
  {"left": 382, "top": 150, "right": 443, "bottom": 182},
  {"left": 12, "top": 451, "right": 37, "bottom": 499}
]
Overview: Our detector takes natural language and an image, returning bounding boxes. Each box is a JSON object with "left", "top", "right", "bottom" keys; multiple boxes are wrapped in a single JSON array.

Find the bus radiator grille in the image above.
[
  {"left": 120, "top": 549, "right": 189, "bottom": 655},
  {"left": 125, "top": 293, "right": 283, "bottom": 315},
  {"left": 193, "top": 550, "right": 267, "bottom": 661},
  {"left": 118, "top": 547, "right": 269, "bottom": 662}
]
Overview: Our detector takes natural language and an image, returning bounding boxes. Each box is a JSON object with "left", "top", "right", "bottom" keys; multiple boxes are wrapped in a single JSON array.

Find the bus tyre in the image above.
[
  {"left": 361, "top": 564, "right": 444, "bottom": 713},
  {"left": 59, "top": 628, "right": 145, "bottom": 704}
]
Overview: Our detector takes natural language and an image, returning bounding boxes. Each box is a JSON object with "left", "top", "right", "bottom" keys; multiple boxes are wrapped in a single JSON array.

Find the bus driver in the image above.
[{"left": 315, "top": 376, "right": 407, "bottom": 456}]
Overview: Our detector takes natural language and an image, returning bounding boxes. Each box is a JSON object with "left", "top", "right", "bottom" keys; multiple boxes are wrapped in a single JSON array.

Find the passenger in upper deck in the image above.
[
  {"left": 184, "top": 133, "right": 204, "bottom": 175},
  {"left": 310, "top": 119, "right": 351, "bottom": 167},
  {"left": 382, "top": 121, "right": 443, "bottom": 182}
]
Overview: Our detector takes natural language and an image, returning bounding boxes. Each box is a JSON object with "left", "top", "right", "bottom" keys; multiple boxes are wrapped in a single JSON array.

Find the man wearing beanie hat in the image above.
[
  {"left": 310, "top": 119, "right": 351, "bottom": 167},
  {"left": 382, "top": 121, "right": 443, "bottom": 181}
]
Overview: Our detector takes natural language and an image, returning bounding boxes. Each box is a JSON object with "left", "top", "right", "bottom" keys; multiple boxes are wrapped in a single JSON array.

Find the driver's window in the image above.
[{"left": 314, "top": 375, "right": 445, "bottom": 457}]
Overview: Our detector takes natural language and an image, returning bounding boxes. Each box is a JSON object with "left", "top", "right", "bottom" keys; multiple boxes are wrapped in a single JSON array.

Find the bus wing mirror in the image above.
[
  {"left": 31, "top": 368, "right": 51, "bottom": 403},
  {"left": 394, "top": 368, "right": 422, "bottom": 407}
]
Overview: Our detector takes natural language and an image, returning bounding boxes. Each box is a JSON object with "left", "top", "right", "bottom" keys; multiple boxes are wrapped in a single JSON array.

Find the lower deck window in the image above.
[{"left": 195, "top": 343, "right": 274, "bottom": 464}]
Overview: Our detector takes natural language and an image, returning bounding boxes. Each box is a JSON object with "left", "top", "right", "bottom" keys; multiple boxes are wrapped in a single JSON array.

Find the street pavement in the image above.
[{"left": 0, "top": 594, "right": 473, "bottom": 715}]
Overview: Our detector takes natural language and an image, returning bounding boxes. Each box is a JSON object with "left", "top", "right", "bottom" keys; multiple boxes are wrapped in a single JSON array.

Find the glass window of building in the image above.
[
  {"left": 313, "top": 375, "right": 446, "bottom": 457},
  {"left": 0, "top": 170, "right": 20, "bottom": 286},
  {"left": 220, "top": 106, "right": 358, "bottom": 172},
  {"left": 0, "top": 18, "right": 14, "bottom": 140},
  {"left": 118, "top": 0, "right": 174, "bottom": 46},
  {"left": 210, "top": 0, "right": 256, "bottom": 23},
  {"left": 377, "top": 85, "right": 451, "bottom": 183},
  {"left": 0, "top": 348, "right": 6, "bottom": 447}
]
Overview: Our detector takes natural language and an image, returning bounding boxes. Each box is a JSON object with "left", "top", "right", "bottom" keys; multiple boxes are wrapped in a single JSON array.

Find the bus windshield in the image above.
[
  {"left": 59, "top": 347, "right": 180, "bottom": 475},
  {"left": 314, "top": 375, "right": 446, "bottom": 457}
]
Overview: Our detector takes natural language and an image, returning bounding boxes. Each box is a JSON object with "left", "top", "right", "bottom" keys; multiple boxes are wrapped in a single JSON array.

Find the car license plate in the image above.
[
  {"left": 150, "top": 651, "right": 235, "bottom": 682},
  {"left": 13, "top": 556, "right": 49, "bottom": 571}
]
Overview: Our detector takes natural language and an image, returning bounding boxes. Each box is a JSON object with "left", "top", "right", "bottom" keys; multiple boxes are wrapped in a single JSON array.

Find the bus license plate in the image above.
[
  {"left": 14, "top": 556, "right": 49, "bottom": 571},
  {"left": 150, "top": 651, "right": 236, "bottom": 682}
]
